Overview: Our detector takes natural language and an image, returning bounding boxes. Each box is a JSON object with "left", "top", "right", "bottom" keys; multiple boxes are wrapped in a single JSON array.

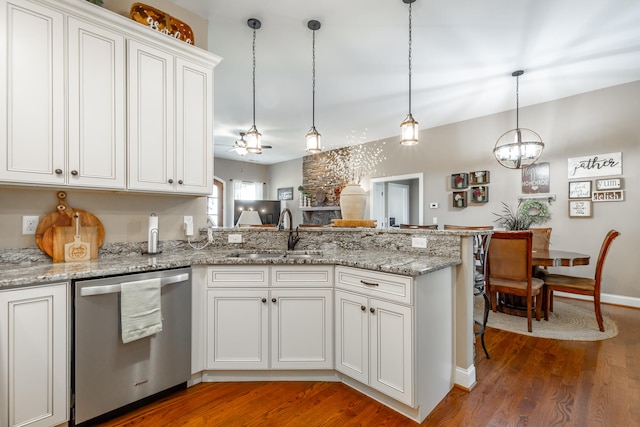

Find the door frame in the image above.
[{"left": 370, "top": 173, "right": 424, "bottom": 228}]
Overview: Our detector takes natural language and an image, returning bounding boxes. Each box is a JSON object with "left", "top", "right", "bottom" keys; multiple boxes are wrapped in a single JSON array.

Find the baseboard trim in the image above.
[
  {"left": 555, "top": 292, "right": 640, "bottom": 309},
  {"left": 454, "top": 365, "right": 476, "bottom": 391}
]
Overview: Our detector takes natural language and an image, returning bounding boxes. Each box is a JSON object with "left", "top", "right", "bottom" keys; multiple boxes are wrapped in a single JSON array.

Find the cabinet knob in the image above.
[
  {"left": 168, "top": 179, "right": 174, "bottom": 184},
  {"left": 360, "top": 305, "right": 366, "bottom": 311},
  {"left": 55, "top": 169, "right": 63, "bottom": 175},
  {"left": 178, "top": 179, "right": 184, "bottom": 185},
  {"left": 261, "top": 298, "right": 267, "bottom": 303},
  {"left": 70, "top": 170, "right": 78, "bottom": 176},
  {"left": 370, "top": 307, "right": 375, "bottom": 314},
  {"left": 272, "top": 298, "right": 277, "bottom": 303}
]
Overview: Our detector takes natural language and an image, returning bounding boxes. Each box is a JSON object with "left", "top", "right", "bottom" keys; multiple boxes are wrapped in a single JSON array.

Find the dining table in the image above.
[{"left": 496, "top": 249, "right": 591, "bottom": 317}]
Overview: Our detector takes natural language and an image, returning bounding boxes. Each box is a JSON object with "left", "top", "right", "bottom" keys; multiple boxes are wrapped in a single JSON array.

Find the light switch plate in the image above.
[{"left": 429, "top": 202, "right": 438, "bottom": 208}]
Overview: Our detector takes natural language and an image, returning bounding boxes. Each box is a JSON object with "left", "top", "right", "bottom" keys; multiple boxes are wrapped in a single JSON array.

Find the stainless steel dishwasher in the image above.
[{"left": 73, "top": 268, "right": 191, "bottom": 425}]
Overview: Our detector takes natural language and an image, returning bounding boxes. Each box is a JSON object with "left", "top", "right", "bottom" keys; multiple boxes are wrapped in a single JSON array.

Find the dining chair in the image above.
[
  {"left": 487, "top": 230, "right": 546, "bottom": 332},
  {"left": 530, "top": 227, "right": 553, "bottom": 305},
  {"left": 399, "top": 224, "right": 438, "bottom": 229},
  {"left": 544, "top": 230, "right": 620, "bottom": 332},
  {"left": 444, "top": 224, "right": 493, "bottom": 358}
]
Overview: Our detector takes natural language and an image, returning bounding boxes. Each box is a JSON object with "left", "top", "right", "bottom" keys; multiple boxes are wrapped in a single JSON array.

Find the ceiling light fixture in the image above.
[
  {"left": 305, "top": 19, "right": 322, "bottom": 154},
  {"left": 235, "top": 132, "right": 248, "bottom": 156},
  {"left": 400, "top": 0, "right": 418, "bottom": 146},
  {"left": 493, "top": 70, "right": 544, "bottom": 169},
  {"left": 245, "top": 18, "right": 262, "bottom": 154}
]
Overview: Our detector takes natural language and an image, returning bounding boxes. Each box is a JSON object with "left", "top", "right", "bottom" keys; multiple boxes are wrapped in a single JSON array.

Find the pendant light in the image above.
[
  {"left": 493, "top": 70, "right": 544, "bottom": 169},
  {"left": 400, "top": 0, "right": 419, "bottom": 146},
  {"left": 305, "top": 20, "right": 322, "bottom": 154},
  {"left": 245, "top": 18, "right": 262, "bottom": 154}
]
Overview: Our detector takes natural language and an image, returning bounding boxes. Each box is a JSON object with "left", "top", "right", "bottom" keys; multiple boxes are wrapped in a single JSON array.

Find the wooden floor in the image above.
[{"left": 96, "top": 298, "right": 640, "bottom": 427}]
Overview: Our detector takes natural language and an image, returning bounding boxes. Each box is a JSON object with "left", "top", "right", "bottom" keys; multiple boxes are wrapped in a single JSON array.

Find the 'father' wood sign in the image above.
[{"left": 567, "top": 152, "right": 622, "bottom": 179}]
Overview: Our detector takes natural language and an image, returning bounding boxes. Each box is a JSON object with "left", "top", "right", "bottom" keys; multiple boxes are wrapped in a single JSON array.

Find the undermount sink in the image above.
[
  {"left": 226, "top": 252, "right": 282, "bottom": 259},
  {"left": 281, "top": 253, "right": 323, "bottom": 259}
]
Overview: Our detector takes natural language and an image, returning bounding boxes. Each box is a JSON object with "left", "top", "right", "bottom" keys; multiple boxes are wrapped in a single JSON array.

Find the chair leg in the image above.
[
  {"left": 527, "top": 295, "right": 533, "bottom": 332},
  {"left": 594, "top": 294, "right": 605, "bottom": 332},
  {"left": 481, "top": 292, "right": 490, "bottom": 359},
  {"left": 550, "top": 290, "right": 554, "bottom": 312}
]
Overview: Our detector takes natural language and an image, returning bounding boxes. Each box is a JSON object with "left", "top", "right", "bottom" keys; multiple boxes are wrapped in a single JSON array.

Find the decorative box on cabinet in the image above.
[{"left": 0, "top": 283, "right": 69, "bottom": 427}]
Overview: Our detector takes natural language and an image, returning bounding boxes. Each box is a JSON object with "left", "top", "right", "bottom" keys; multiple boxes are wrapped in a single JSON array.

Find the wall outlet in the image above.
[
  {"left": 22, "top": 215, "right": 39, "bottom": 235},
  {"left": 432, "top": 217, "right": 438, "bottom": 224},
  {"left": 228, "top": 234, "right": 242, "bottom": 243},
  {"left": 411, "top": 237, "right": 428, "bottom": 248}
]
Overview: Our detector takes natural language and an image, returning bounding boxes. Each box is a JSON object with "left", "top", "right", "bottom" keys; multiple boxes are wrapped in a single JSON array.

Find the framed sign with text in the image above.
[
  {"left": 277, "top": 187, "right": 293, "bottom": 200},
  {"left": 595, "top": 178, "right": 622, "bottom": 190},
  {"left": 567, "top": 152, "right": 622, "bottom": 179},
  {"left": 569, "top": 200, "right": 592, "bottom": 217},
  {"left": 522, "top": 162, "right": 550, "bottom": 194},
  {"left": 568, "top": 181, "right": 592, "bottom": 199}
]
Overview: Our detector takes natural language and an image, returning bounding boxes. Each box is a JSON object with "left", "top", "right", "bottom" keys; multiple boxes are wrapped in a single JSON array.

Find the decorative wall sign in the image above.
[
  {"left": 130, "top": 3, "right": 194, "bottom": 44},
  {"left": 469, "top": 170, "right": 490, "bottom": 185},
  {"left": 569, "top": 200, "right": 592, "bottom": 217},
  {"left": 567, "top": 152, "right": 622, "bottom": 179},
  {"left": 522, "top": 162, "right": 550, "bottom": 194},
  {"left": 592, "top": 190, "right": 624, "bottom": 202},
  {"left": 595, "top": 178, "right": 622, "bottom": 190},
  {"left": 277, "top": 187, "right": 293, "bottom": 200},
  {"left": 568, "top": 181, "right": 592, "bottom": 199},
  {"left": 451, "top": 173, "right": 468, "bottom": 189}
]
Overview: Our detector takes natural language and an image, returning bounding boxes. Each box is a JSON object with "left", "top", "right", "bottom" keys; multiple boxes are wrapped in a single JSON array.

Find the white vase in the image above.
[{"left": 340, "top": 183, "right": 367, "bottom": 220}]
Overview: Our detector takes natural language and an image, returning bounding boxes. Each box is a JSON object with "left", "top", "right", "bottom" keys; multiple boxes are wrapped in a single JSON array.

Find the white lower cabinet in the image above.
[
  {"left": 0, "top": 283, "right": 69, "bottom": 427},
  {"left": 335, "top": 288, "right": 413, "bottom": 406},
  {"left": 206, "top": 265, "right": 333, "bottom": 371}
]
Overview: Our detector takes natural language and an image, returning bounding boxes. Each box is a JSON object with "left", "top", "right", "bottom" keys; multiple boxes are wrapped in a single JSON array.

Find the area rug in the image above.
[{"left": 473, "top": 297, "right": 618, "bottom": 341}]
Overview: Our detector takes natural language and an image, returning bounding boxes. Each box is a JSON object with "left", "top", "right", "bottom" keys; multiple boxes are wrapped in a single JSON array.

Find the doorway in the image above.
[{"left": 370, "top": 173, "right": 423, "bottom": 228}]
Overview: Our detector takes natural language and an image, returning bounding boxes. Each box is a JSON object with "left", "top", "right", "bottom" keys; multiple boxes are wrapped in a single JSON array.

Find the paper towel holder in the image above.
[{"left": 143, "top": 213, "right": 162, "bottom": 255}]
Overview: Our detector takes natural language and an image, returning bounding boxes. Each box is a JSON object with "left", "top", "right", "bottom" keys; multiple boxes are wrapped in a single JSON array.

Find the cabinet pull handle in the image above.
[
  {"left": 361, "top": 280, "right": 379, "bottom": 287},
  {"left": 178, "top": 179, "right": 184, "bottom": 185},
  {"left": 261, "top": 298, "right": 267, "bottom": 303},
  {"left": 370, "top": 307, "right": 375, "bottom": 314},
  {"left": 272, "top": 298, "right": 277, "bottom": 303},
  {"left": 168, "top": 179, "right": 174, "bottom": 184},
  {"left": 71, "top": 170, "right": 78, "bottom": 176},
  {"left": 360, "top": 305, "right": 366, "bottom": 311},
  {"left": 55, "top": 169, "right": 63, "bottom": 175}
]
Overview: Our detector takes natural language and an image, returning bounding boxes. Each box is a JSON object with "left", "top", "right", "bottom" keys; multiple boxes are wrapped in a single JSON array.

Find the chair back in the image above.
[
  {"left": 443, "top": 225, "right": 493, "bottom": 231},
  {"left": 594, "top": 230, "right": 621, "bottom": 288},
  {"left": 399, "top": 224, "right": 438, "bottom": 229},
  {"left": 488, "top": 231, "right": 533, "bottom": 283},
  {"left": 530, "top": 227, "right": 552, "bottom": 251}
]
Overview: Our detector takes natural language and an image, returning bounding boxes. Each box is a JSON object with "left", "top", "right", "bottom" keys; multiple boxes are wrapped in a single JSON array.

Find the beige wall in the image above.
[{"left": 102, "top": 0, "right": 208, "bottom": 50}]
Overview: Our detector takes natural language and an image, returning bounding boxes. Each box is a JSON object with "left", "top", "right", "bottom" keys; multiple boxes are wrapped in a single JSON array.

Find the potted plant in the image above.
[{"left": 493, "top": 200, "right": 551, "bottom": 230}]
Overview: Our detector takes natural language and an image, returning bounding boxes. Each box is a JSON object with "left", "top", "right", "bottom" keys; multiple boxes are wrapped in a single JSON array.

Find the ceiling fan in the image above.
[{"left": 224, "top": 132, "right": 272, "bottom": 156}]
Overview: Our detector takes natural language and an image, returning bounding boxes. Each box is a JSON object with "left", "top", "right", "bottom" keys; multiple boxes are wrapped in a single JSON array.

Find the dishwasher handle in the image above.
[{"left": 80, "top": 273, "right": 189, "bottom": 297}]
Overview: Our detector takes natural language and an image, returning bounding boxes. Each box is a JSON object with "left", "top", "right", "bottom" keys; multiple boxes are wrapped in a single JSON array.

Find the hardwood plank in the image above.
[{"left": 94, "top": 298, "right": 640, "bottom": 427}]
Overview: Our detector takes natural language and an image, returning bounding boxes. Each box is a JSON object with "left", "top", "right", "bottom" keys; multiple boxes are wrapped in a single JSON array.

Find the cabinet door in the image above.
[
  {"left": 67, "top": 16, "right": 126, "bottom": 189},
  {"left": 175, "top": 57, "right": 213, "bottom": 195},
  {"left": 369, "top": 298, "right": 413, "bottom": 406},
  {"left": 0, "top": 0, "right": 65, "bottom": 185},
  {"left": 127, "top": 39, "right": 175, "bottom": 192},
  {"left": 206, "top": 289, "right": 269, "bottom": 370},
  {"left": 270, "top": 289, "right": 333, "bottom": 370},
  {"left": 334, "top": 290, "right": 369, "bottom": 384},
  {"left": 0, "top": 283, "right": 68, "bottom": 427}
]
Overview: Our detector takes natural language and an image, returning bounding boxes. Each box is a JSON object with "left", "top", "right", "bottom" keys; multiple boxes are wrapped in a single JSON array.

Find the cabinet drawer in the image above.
[
  {"left": 335, "top": 266, "right": 412, "bottom": 304},
  {"left": 272, "top": 265, "right": 334, "bottom": 287},
  {"left": 208, "top": 266, "right": 269, "bottom": 287}
]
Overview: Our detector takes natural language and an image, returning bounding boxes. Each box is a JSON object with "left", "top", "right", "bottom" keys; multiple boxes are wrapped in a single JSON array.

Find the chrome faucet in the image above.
[{"left": 277, "top": 208, "right": 300, "bottom": 250}]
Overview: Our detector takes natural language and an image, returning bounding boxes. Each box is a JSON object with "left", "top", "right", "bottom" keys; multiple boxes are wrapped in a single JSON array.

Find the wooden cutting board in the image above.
[
  {"left": 35, "top": 191, "right": 105, "bottom": 260},
  {"left": 331, "top": 219, "right": 377, "bottom": 228},
  {"left": 53, "top": 224, "right": 98, "bottom": 263}
]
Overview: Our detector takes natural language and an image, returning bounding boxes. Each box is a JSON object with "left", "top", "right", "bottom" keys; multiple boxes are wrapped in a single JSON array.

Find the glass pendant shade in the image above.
[
  {"left": 305, "top": 126, "right": 321, "bottom": 153},
  {"left": 493, "top": 128, "right": 544, "bottom": 169},
  {"left": 400, "top": 113, "right": 419, "bottom": 146},
  {"left": 245, "top": 125, "right": 262, "bottom": 154}
]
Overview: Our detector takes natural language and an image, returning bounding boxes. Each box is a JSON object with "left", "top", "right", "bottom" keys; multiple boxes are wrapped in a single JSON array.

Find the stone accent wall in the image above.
[{"left": 302, "top": 152, "right": 343, "bottom": 207}]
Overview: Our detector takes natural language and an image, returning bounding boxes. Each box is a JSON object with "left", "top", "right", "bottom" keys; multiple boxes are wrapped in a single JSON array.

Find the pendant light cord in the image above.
[
  {"left": 515, "top": 73, "right": 519, "bottom": 129},
  {"left": 408, "top": 1, "right": 413, "bottom": 116},
  {"left": 312, "top": 29, "right": 316, "bottom": 127},
  {"left": 252, "top": 26, "right": 257, "bottom": 127}
]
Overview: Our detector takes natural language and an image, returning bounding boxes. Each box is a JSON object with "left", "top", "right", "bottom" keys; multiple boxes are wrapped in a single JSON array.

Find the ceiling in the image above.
[{"left": 170, "top": 0, "right": 640, "bottom": 165}]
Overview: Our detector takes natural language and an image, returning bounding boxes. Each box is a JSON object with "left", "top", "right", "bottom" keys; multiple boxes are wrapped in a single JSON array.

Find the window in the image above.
[
  {"left": 207, "top": 179, "right": 224, "bottom": 227},
  {"left": 233, "top": 180, "right": 263, "bottom": 200}
]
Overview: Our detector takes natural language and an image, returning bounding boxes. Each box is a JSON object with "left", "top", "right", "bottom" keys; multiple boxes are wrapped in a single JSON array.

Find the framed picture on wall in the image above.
[
  {"left": 568, "top": 181, "right": 592, "bottom": 199},
  {"left": 569, "top": 200, "right": 592, "bottom": 217},
  {"left": 277, "top": 187, "right": 293, "bottom": 200}
]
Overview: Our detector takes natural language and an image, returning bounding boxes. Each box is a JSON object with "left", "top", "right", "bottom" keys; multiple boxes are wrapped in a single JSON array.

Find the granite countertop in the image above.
[{"left": 0, "top": 247, "right": 460, "bottom": 289}]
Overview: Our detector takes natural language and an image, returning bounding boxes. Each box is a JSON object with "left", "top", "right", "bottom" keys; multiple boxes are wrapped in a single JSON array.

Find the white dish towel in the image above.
[{"left": 120, "top": 278, "right": 163, "bottom": 344}]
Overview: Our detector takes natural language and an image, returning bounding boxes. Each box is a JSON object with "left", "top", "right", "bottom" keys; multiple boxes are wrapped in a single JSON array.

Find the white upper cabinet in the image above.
[
  {"left": 0, "top": 0, "right": 65, "bottom": 185},
  {"left": 67, "top": 16, "right": 126, "bottom": 189},
  {"left": 0, "top": 0, "right": 220, "bottom": 194}
]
